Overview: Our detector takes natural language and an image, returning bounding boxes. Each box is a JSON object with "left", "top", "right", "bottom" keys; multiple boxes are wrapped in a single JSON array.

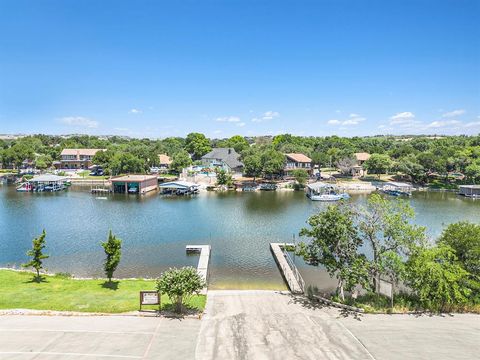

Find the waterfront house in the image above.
[
  {"left": 351, "top": 152, "right": 371, "bottom": 177},
  {"left": 158, "top": 154, "right": 172, "bottom": 171},
  {"left": 284, "top": 153, "right": 312, "bottom": 175},
  {"left": 201, "top": 148, "right": 244, "bottom": 174},
  {"left": 111, "top": 174, "right": 158, "bottom": 194},
  {"left": 459, "top": 185, "right": 480, "bottom": 198},
  {"left": 58, "top": 149, "right": 105, "bottom": 169}
]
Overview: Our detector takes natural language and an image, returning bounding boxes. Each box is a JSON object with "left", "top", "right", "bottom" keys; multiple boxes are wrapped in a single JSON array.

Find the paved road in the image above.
[
  {"left": 0, "top": 291, "right": 479, "bottom": 360},
  {"left": 0, "top": 315, "right": 200, "bottom": 360},
  {"left": 340, "top": 312, "right": 480, "bottom": 360}
]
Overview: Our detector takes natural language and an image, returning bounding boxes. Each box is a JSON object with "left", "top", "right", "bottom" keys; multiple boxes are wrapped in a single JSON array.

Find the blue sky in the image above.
[{"left": 0, "top": 0, "right": 479, "bottom": 138}]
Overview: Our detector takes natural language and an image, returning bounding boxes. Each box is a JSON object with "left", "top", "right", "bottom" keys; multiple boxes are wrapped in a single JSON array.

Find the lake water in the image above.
[{"left": 1, "top": 185, "right": 479, "bottom": 290}]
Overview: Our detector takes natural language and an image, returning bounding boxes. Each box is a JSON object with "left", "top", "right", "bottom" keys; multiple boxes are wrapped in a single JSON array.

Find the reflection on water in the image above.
[{"left": 1, "top": 186, "right": 478, "bottom": 290}]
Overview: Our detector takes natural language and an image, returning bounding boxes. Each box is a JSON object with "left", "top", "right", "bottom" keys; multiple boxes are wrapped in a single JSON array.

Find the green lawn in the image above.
[{"left": 0, "top": 270, "right": 206, "bottom": 313}]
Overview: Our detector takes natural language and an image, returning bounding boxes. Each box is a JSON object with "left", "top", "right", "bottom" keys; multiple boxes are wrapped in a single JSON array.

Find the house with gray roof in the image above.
[{"left": 201, "top": 148, "right": 244, "bottom": 174}]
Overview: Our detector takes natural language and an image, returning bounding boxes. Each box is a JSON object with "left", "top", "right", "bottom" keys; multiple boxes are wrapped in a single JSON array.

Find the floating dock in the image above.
[
  {"left": 186, "top": 245, "right": 211, "bottom": 294},
  {"left": 270, "top": 243, "right": 304, "bottom": 294}
]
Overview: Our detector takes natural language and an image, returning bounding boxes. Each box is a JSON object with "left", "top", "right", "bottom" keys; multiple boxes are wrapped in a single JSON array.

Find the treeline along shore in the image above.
[{"left": 1, "top": 133, "right": 480, "bottom": 186}]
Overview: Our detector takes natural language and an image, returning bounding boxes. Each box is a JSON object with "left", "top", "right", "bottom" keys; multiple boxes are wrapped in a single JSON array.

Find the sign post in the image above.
[
  {"left": 378, "top": 279, "right": 394, "bottom": 309},
  {"left": 140, "top": 291, "right": 161, "bottom": 312}
]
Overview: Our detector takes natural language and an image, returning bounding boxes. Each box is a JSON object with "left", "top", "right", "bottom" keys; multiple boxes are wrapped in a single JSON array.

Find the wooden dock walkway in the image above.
[
  {"left": 270, "top": 243, "right": 304, "bottom": 294},
  {"left": 186, "top": 245, "right": 211, "bottom": 294}
]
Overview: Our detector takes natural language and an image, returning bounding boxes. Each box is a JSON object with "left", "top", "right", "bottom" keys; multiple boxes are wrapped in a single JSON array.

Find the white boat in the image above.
[
  {"left": 306, "top": 182, "right": 350, "bottom": 201},
  {"left": 16, "top": 183, "right": 33, "bottom": 192}
]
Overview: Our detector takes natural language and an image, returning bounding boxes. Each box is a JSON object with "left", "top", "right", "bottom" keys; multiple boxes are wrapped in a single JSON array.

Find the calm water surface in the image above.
[{"left": 1, "top": 185, "right": 478, "bottom": 290}]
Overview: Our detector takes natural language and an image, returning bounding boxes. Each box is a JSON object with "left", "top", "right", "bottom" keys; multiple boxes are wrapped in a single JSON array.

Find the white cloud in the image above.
[
  {"left": 343, "top": 119, "right": 362, "bottom": 125},
  {"left": 213, "top": 130, "right": 222, "bottom": 134},
  {"left": 129, "top": 108, "right": 142, "bottom": 114},
  {"left": 251, "top": 111, "right": 280, "bottom": 122},
  {"left": 59, "top": 116, "right": 98, "bottom": 128},
  {"left": 327, "top": 113, "right": 366, "bottom": 126},
  {"left": 263, "top": 111, "right": 279, "bottom": 120},
  {"left": 216, "top": 116, "right": 240, "bottom": 123},
  {"left": 426, "top": 120, "right": 460, "bottom": 128},
  {"left": 442, "top": 109, "right": 465, "bottom": 118},
  {"left": 236, "top": 122, "right": 246, "bottom": 127},
  {"left": 328, "top": 119, "right": 341, "bottom": 125},
  {"left": 390, "top": 112, "right": 415, "bottom": 124},
  {"left": 464, "top": 121, "right": 480, "bottom": 128}
]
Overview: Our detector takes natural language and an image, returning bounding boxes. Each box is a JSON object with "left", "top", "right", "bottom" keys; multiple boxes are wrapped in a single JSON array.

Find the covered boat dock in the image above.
[
  {"left": 159, "top": 180, "right": 199, "bottom": 195},
  {"left": 381, "top": 181, "right": 413, "bottom": 196},
  {"left": 111, "top": 175, "right": 158, "bottom": 195},
  {"left": 459, "top": 185, "right": 480, "bottom": 198},
  {"left": 21, "top": 174, "right": 69, "bottom": 192}
]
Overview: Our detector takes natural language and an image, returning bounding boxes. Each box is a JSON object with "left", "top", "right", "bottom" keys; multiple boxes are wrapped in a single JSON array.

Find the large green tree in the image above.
[
  {"left": 363, "top": 154, "right": 392, "bottom": 177},
  {"left": 185, "top": 133, "right": 211, "bottom": 160},
  {"left": 299, "top": 204, "right": 369, "bottom": 301},
  {"left": 357, "top": 194, "right": 426, "bottom": 292},
  {"left": 170, "top": 150, "right": 192, "bottom": 173},
  {"left": 261, "top": 148, "right": 285, "bottom": 177},
  {"left": 438, "top": 221, "right": 480, "bottom": 301}
]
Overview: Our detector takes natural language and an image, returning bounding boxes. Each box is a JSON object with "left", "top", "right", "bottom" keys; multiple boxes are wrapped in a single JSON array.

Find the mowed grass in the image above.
[{"left": 0, "top": 270, "right": 206, "bottom": 313}]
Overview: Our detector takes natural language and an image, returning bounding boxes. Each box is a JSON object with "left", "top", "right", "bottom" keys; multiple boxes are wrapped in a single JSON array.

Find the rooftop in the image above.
[
  {"left": 29, "top": 174, "right": 68, "bottom": 182},
  {"left": 158, "top": 154, "right": 172, "bottom": 165},
  {"left": 354, "top": 152, "right": 371, "bottom": 161},
  {"left": 60, "top": 149, "right": 105, "bottom": 156},
  {"left": 159, "top": 180, "right": 199, "bottom": 189},
  {"left": 386, "top": 181, "right": 412, "bottom": 188},
  {"left": 111, "top": 175, "right": 157, "bottom": 182},
  {"left": 285, "top": 153, "right": 312, "bottom": 163},
  {"left": 307, "top": 182, "right": 337, "bottom": 190},
  {"left": 202, "top": 148, "right": 244, "bottom": 169}
]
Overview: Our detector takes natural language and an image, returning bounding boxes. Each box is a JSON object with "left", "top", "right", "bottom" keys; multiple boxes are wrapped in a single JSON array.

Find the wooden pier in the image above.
[
  {"left": 270, "top": 243, "right": 304, "bottom": 294},
  {"left": 186, "top": 245, "right": 211, "bottom": 294}
]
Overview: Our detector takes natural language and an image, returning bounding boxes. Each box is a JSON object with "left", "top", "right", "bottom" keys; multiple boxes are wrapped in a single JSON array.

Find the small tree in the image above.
[
  {"left": 170, "top": 150, "right": 192, "bottom": 173},
  {"left": 157, "top": 267, "right": 206, "bottom": 313},
  {"left": 216, "top": 168, "right": 233, "bottom": 186},
  {"left": 22, "top": 230, "right": 49, "bottom": 279},
  {"left": 292, "top": 169, "right": 308, "bottom": 189},
  {"left": 406, "top": 244, "right": 471, "bottom": 312},
  {"left": 101, "top": 231, "right": 122, "bottom": 282},
  {"left": 337, "top": 157, "right": 357, "bottom": 176},
  {"left": 299, "top": 204, "right": 369, "bottom": 301}
]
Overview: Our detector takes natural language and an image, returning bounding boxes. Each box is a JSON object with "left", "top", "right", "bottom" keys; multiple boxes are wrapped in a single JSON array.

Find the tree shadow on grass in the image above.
[
  {"left": 101, "top": 281, "right": 119, "bottom": 290},
  {"left": 24, "top": 275, "right": 48, "bottom": 284}
]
